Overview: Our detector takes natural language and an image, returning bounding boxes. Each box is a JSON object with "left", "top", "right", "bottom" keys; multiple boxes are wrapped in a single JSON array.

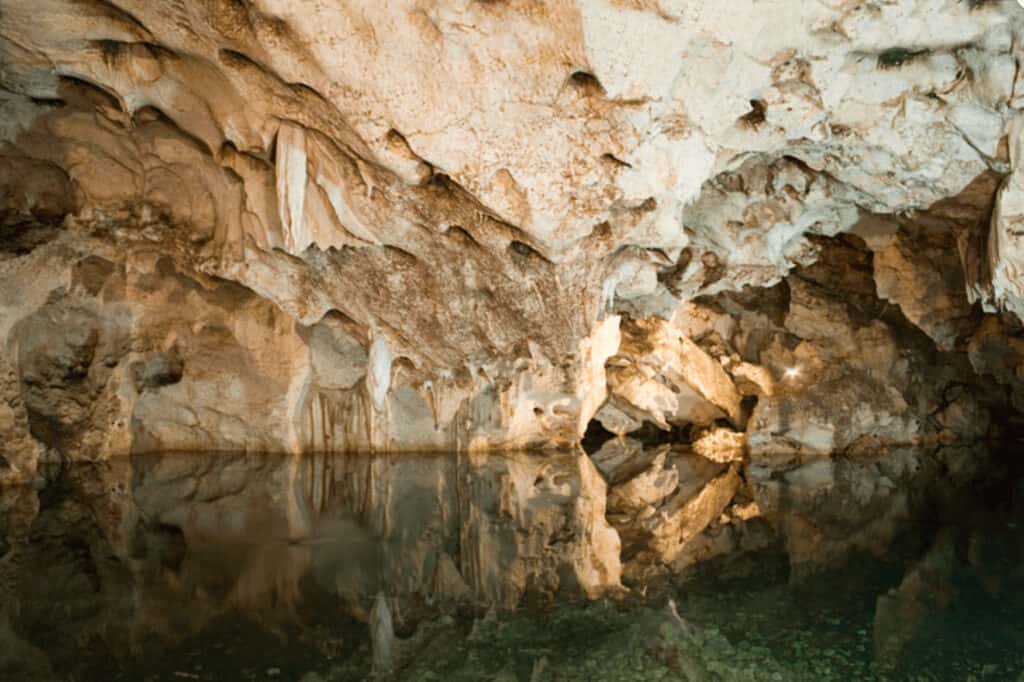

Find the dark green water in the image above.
[{"left": 1, "top": 453, "right": 1022, "bottom": 681}]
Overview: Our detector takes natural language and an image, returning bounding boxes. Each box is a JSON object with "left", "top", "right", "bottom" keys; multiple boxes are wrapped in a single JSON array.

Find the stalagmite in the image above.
[{"left": 369, "top": 592, "right": 394, "bottom": 674}]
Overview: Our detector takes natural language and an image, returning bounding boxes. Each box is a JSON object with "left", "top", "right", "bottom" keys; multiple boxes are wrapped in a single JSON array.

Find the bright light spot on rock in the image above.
[{"left": 784, "top": 367, "right": 801, "bottom": 380}]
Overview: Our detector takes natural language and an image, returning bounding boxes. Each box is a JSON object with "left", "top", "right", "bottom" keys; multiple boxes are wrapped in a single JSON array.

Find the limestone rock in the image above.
[
  {"left": 747, "top": 372, "right": 917, "bottom": 462},
  {"left": 605, "top": 316, "right": 742, "bottom": 431},
  {"left": 691, "top": 427, "right": 746, "bottom": 464},
  {"left": 0, "top": 0, "right": 1019, "bottom": 476},
  {"left": 593, "top": 401, "right": 644, "bottom": 437},
  {"left": 987, "top": 117, "right": 1024, "bottom": 320},
  {"left": 729, "top": 362, "right": 775, "bottom": 398},
  {"left": 967, "top": 316, "right": 1024, "bottom": 412}
]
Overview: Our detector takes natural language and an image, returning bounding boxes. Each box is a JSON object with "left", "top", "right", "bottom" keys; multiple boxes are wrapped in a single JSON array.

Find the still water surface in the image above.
[{"left": 1, "top": 451, "right": 1022, "bottom": 681}]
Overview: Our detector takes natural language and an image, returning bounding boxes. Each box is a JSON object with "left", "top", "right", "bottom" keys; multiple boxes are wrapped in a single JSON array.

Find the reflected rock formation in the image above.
[
  {"left": 1, "top": 449, "right": 1023, "bottom": 679},
  {"left": 0, "top": 451, "right": 622, "bottom": 678}
]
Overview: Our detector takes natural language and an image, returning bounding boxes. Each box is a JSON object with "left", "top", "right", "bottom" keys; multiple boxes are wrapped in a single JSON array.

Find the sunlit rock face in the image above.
[{"left": 3, "top": 0, "right": 1024, "bottom": 584}]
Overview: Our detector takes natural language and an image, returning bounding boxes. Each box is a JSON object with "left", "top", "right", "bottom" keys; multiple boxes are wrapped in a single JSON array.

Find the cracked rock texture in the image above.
[{"left": 3, "top": 0, "right": 1024, "bottom": 580}]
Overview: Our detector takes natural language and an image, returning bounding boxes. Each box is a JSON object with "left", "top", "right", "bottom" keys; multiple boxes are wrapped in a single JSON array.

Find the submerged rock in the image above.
[{"left": 370, "top": 593, "right": 395, "bottom": 674}]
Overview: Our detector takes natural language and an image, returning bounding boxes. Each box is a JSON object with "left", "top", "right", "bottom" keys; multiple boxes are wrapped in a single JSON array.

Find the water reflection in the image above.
[
  {"left": 1, "top": 451, "right": 622, "bottom": 680},
  {"left": 1, "top": 451, "right": 1022, "bottom": 681}
]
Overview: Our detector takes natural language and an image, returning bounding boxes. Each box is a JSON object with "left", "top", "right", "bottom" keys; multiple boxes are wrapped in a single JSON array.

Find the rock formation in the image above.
[{"left": 3, "top": 0, "right": 1024, "bottom": 610}]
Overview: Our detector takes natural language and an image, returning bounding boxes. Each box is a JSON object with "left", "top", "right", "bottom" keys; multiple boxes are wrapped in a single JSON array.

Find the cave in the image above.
[{"left": 2, "top": 1, "right": 1024, "bottom": 680}]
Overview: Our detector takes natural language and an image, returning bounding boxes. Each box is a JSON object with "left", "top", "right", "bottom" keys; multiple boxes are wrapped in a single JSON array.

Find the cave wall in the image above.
[{"left": 2, "top": 0, "right": 1024, "bottom": 501}]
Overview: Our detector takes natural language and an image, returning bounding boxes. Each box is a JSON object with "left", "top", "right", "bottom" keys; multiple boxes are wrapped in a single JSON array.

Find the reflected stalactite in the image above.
[
  {"left": 0, "top": 450, "right": 625, "bottom": 677},
  {"left": 0, "top": 448, "right": 1022, "bottom": 680}
]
